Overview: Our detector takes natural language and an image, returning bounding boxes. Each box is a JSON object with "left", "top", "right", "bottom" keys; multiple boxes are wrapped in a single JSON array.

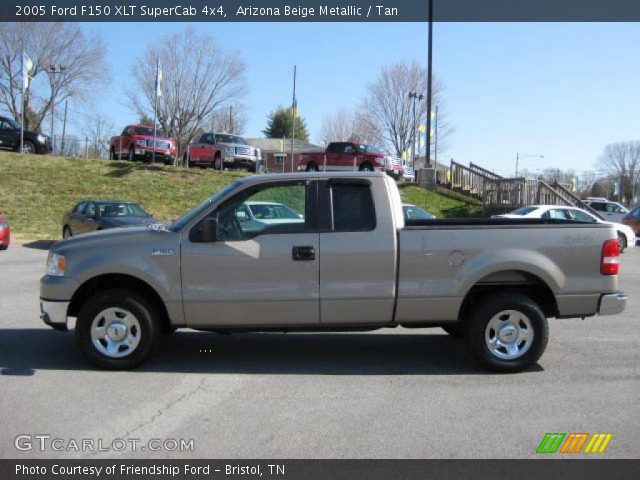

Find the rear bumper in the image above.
[
  {"left": 40, "top": 299, "right": 69, "bottom": 331},
  {"left": 598, "top": 292, "right": 627, "bottom": 316}
]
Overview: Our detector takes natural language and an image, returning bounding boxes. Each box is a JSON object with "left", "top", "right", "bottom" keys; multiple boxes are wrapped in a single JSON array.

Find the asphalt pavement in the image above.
[{"left": 0, "top": 242, "right": 638, "bottom": 459}]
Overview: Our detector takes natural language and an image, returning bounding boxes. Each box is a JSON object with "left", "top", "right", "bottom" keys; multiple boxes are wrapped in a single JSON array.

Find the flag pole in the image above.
[
  {"left": 290, "top": 65, "right": 296, "bottom": 172},
  {"left": 20, "top": 50, "right": 25, "bottom": 154},
  {"left": 152, "top": 57, "right": 159, "bottom": 165},
  {"left": 434, "top": 105, "right": 438, "bottom": 171}
]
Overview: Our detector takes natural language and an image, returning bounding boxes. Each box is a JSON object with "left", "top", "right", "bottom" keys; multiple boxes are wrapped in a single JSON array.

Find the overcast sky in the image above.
[{"left": 67, "top": 22, "right": 640, "bottom": 177}]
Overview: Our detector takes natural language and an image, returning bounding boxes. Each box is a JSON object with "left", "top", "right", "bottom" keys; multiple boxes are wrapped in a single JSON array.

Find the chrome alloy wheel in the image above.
[
  {"left": 90, "top": 307, "right": 141, "bottom": 358},
  {"left": 484, "top": 309, "right": 534, "bottom": 360}
]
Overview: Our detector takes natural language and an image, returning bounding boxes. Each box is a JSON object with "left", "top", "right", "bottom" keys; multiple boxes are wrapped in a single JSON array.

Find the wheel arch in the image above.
[
  {"left": 458, "top": 270, "right": 559, "bottom": 323},
  {"left": 68, "top": 273, "right": 172, "bottom": 332}
]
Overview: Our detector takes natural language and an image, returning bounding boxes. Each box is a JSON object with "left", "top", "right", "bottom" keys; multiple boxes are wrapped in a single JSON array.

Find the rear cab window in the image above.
[{"left": 329, "top": 181, "right": 376, "bottom": 232}]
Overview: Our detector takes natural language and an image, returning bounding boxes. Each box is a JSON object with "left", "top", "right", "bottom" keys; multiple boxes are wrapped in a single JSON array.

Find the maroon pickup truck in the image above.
[
  {"left": 298, "top": 142, "right": 391, "bottom": 174},
  {"left": 109, "top": 125, "right": 177, "bottom": 164},
  {"left": 182, "top": 133, "right": 260, "bottom": 172}
]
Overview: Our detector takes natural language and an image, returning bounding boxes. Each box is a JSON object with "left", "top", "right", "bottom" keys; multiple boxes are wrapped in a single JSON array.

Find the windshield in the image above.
[
  {"left": 97, "top": 202, "right": 147, "bottom": 217},
  {"left": 510, "top": 206, "right": 538, "bottom": 216},
  {"left": 216, "top": 134, "right": 246, "bottom": 145},
  {"left": 403, "top": 205, "right": 435, "bottom": 220},
  {"left": 5, "top": 118, "right": 21, "bottom": 129},
  {"left": 168, "top": 181, "right": 242, "bottom": 232},
  {"left": 357, "top": 144, "right": 382, "bottom": 154},
  {"left": 134, "top": 127, "right": 168, "bottom": 137}
]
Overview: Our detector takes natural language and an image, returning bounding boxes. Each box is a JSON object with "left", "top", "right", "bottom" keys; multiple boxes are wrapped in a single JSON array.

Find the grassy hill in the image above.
[{"left": 0, "top": 152, "right": 481, "bottom": 240}]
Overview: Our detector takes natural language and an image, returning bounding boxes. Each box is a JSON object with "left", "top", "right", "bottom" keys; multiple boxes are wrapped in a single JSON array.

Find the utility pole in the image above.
[
  {"left": 424, "top": 0, "right": 434, "bottom": 180},
  {"left": 290, "top": 65, "right": 297, "bottom": 173},
  {"left": 48, "top": 64, "right": 67, "bottom": 155},
  {"left": 408, "top": 92, "right": 424, "bottom": 173},
  {"left": 61, "top": 99, "right": 68, "bottom": 156}
]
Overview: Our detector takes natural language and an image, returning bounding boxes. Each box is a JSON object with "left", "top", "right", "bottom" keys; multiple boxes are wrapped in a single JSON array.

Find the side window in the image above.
[
  {"left": 202, "top": 134, "right": 213, "bottom": 144},
  {"left": 0, "top": 119, "right": 7, "bottom": 129},
  {"left": 74, "top": 202, "right": 86, "bottom": 214},
  {"left": 343, "top": 144, "right": 355, "bottom": 153},
  {"left": 327, "top": 143, "right": 343, "bottom": 154},
  {"left": 548, "top": 209, "right": 569, "bottom": 220},
  {"left": 633, "top": 208, "right": 640, "bottom": 219},
  {"left": 605, "top": 203, "right": 616, "bottom": 213},
  {"left": 590, "top": 202, "right": 605, "bottom": 212},
  {"left": 191, "top": 182, "right": 308, "bottom": 243},
  {"left": 568, "top": 210, "right": 596, "bottom": 222},
  {"left": 331, "top": 184, "right": 376, "bottom": 232},
  {"left": 85, "top": 203, "right": 96, "bottom": 218},
  {"left": 122, "top": 127, "right": 130, "bottom": 136}
]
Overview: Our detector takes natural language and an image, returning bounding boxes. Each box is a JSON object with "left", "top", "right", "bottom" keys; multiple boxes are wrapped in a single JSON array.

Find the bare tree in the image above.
[
  {"left": 210, "top": 105, "right": 247, "bottom": 135},
  {"left": 361, "top": 61, "right": 451, "bottom": 159},
  {"left": 128, "top": 28, "right": 246, "bottom": 160},
  {"left": 0, "top": 23, "right": 108, "bottom": 132},
  {"left": 598, "top": 141, "right": 640, "bottom": 203},
  {"left": 319, "top": 109, "right": 379, "bottom": 146},
  {"left": 82, "top": 112, "right": 115, "bottom": 158}
]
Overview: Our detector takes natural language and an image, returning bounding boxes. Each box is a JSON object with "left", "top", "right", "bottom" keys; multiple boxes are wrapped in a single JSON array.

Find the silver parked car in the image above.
[{"left": 584, "top": 199, "right": 629, "bottom": 223}]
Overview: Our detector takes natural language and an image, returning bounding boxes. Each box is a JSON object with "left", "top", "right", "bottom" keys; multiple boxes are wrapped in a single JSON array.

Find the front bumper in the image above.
[
  {"left": 40, "top": 299, "right": 69, "bottom": 331},
  {"left": 224, "top": 155, "right": 257, "bottom": 167},
  {"left": 598, "top": 292, "right": 627, "bottom": 316}
]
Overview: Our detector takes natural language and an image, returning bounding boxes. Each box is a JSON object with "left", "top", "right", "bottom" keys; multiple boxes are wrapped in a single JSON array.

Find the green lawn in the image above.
[
  {"left": 0, "top": 152, "right": 481, "bottom": 240},
  {"left": 399, "top": 184, "right": 483, "bottom": 219}
]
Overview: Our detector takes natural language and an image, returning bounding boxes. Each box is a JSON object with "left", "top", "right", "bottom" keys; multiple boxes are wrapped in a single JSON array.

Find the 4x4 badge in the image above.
[{"left": 152, "top": 248, "right": 175, "bottom": 256}]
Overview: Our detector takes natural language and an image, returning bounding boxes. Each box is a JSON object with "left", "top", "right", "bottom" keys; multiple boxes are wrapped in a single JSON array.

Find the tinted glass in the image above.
[
  {"left": 326, "top": 143, "right": 344, "bottom": 154},
  {"left": 215, "top": 134, "right": 246, "bottom": 145},
  {"left": 134, "top": 127, "right": 167, "bottom": 137},
  {"left": 548, "top": 209, "right": 570, "bottom": 220},
  {"left": 511, "top": 206, "right": 538, "bottom": 216},
  {"left": 403, "top": 205, "right": 435, "bottom": 220},
  {"left": 331, "top": 184, "right": 376, "bottom": 232},
  {"left": 590, "top": 202, "right": 606, "bottom": 211},
  {"left": 73, "top": 202, "right": 87, "bottom": 214},
  {"left": 567, "top": 210, "right": 596, "bottom": 222},
  {"left": 357, "top": 144, "right": 383, "bottom": 154},
  {"left": 85, "top": 203, "right": 96, "bottom": 217},
  {"left": 97, "top": 203, "right": 147, "bottom": 217}
]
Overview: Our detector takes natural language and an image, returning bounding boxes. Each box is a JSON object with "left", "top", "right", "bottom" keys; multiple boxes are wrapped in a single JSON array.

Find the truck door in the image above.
[
  {"left": 180, "top": 179, "right": 320, "bottom": 327},
  {"left": 318, "top": 178, "right": 397, "bottom": 324}
]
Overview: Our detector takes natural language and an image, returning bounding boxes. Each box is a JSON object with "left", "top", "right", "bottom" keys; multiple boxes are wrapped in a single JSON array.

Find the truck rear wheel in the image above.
[
  {"left": 305, "top": 163, "right": 319, "bottom": 172},
  {"left": 464, "top": 293, "right": 548, "bottom": 373},
  {"left": 359, "top": 162, "right": 374, "bottom": 172},
  {"left": 109, "top": 148, "right": 117, "bottom": 160},
  {"left": 128, "top": 146, "right": 136, "bottom": 162},
  {"left": 75, "top": 288, "right": 162, "bottom": 370}
]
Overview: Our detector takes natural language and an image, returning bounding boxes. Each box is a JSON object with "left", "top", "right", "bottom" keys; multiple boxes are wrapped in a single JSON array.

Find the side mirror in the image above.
[
  {"left": 201, "top": 217, "right": 218, "bottom": 243},
  {"left": 237, "top": 211, "right": 248, "bottom": 223}
]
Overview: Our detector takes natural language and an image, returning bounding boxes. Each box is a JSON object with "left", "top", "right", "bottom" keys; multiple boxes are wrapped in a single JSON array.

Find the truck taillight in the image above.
[{"left": 600, "top": 239, "right": 620, "bottom": 275}]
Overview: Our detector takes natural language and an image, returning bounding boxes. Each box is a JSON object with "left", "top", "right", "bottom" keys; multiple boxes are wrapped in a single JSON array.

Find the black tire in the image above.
[
  {"left": 617, "top": 232, "right": 627, "bottom": 253},
  {"left": 213, "top": 154, "right": 222, "bottom": 170},
  {"left": 109, "top": 149, "right": 117, "bottom": 160},
  {"left": 305, "top": 163, "right": 319, "bottom": 172},
  {"left": 464, "top": 293, "right": 548, "bottom": 373},
  {"left": 75, "top": 289, "right": 162, "bottom": 370},
  {"left": 128, "top": 146, "right": 136, "bottom": 162},
  {"left": 22, "top": 140, "right": 36, "bottom": 154},
  {"left": 183, "top": 154, "right": 191, "bottom": 168},
  {"left": 62, "top": 226, "right": 72, "bottom": 239},
  {"left": 441, "top": 323, "right": 464, "bottom": 338},
  {"left": 0, "top": 245, "right": 8, "bottom": 251},
  {"left": 359, "top": 163, "right": 374, "bottom": 172}
]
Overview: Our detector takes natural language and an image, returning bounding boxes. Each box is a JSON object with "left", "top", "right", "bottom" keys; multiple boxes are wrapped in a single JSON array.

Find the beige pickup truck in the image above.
[{"left": 40, "top": 172, "right": 627, "bottom": 372}]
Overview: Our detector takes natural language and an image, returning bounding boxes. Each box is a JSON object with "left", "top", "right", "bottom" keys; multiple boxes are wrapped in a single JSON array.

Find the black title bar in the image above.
[{"left": 3, "top": 0, "right": 640, "bottom": 22}]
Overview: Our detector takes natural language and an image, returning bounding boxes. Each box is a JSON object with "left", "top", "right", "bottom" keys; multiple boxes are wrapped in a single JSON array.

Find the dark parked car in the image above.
[
  {"left": 0, "top": 115, "right": 52, "bottom": 154},
  {"left": 62, "top": 200, "right": 155, "bottom": 238},
  {"left": 622, "top": 206, "right": 640, "bottom": 238}
]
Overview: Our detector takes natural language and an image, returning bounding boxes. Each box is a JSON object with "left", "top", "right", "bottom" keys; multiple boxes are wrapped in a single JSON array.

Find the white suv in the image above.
[{"left": 583, "top": 199, "right": 629, "bottom": 223}]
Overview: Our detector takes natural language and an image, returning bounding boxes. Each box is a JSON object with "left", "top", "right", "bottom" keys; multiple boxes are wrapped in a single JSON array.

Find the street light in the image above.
[
  {"left": 48, "top": 64, "right": 67, "bottom": 155},
  {"left": 515, "top": 152, "right": 544, "bottom": 178},
  {"left": 408, "top": 91, "right": 424, "bottom": 173}
]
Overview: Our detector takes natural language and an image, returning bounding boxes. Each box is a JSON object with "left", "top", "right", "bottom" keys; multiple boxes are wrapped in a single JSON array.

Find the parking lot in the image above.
[{"left": 0, "top": 242, "right": 638, "bottom": 459}]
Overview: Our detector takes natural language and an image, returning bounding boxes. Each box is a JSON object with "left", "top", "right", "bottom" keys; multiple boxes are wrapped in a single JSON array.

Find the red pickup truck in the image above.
[
  {"left": 109, "top": 125, "right": 177, "bottom": 164},
  {"left": 182, "top": 132, "right": 260, "bottom": 172},
  {"left": 298, "top": 142, "right": 390, "bottom": 174}
]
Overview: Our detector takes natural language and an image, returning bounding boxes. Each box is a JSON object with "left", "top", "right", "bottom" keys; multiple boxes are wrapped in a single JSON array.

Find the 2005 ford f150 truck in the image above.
[{"left": 40, "top": 172, "right": 627, "bottom": 372}]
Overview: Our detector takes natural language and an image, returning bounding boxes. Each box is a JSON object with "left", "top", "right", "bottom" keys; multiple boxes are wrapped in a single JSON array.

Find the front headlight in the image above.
[
  {"left": 46, "top": 252, "right": 66, "bottom": 277},
  {"left": 136, "top": 139, "right": 146, "bottom": 147},
  {"left": 225, "top": 147, "right": 234, "bottom": 155},
  {"left": 36, "top": 134, "right": 46, "bottom": 144},
  {"left": 0, "top": 222, "right": 8, "bottom": 231}
]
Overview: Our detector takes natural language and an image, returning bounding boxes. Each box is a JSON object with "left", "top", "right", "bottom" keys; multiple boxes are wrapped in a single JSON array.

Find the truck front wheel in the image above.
[
  {"left": 359, "top": 162, "right": 374, "bottom": 172},
  {"left": 213, "top": 153, "right": 222, "bottom": 170},
  {"left": 464, "top": 293, "right": 548, "bottom": 373},
  {"left": 305, "top": 163, "right": 319, "bottom": 172},
  {"left": 75, "top": 289, "right": 162, "bottom": 369}
]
